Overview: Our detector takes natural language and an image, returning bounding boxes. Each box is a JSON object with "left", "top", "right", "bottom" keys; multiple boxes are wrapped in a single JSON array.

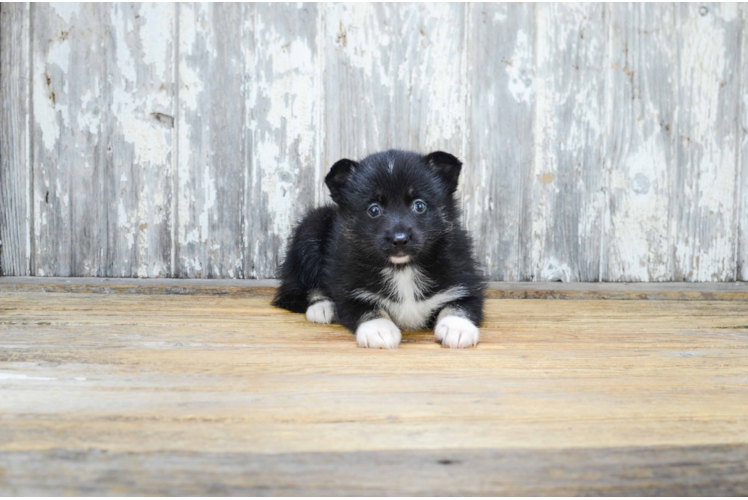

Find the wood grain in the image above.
[
  {"left": 104, "top": 3, "right": 175, "bottom": 278},
  {"left": 177, "top": 3, "right": 245, "bottom": 279},
  {"left": 2, "top": 445, "right": 747, "bottom": 496},
  {"left": 0, "top": 290, "right": 747, "bottom": 494},
  {"left": 463, "top": 3, "right": 534, "bottom": 281},
  {"left": 532, "top": 4, "right": 607, "bottom": 282},
  {"left": 2, "top": 3, "right": 747, "bottom": 282},
  {"left": 31, "top": 3, "right": 90, "bottom": 277},
  {"left": 0, "top": 3, "right": 31, "bottom": 276},
  {"left": 246, "top": 3, "right": 322, "bottom": 279},
  {"left": 323, "top": 3, "right": 396, "bottom": 163},
  {"left": 739, "top": 3, "right": 748, "bottom": 282},
  {"left": 605, "top": 4, "right": 675, "bottom": 282},
  {"left": 3, "top": 278, "right": 748, "bottom": 300},
  {"left": 390, "top": 4, "right": 467, "bottom": 158},
  {"left": 31, "top": 4, "right": 174, "bottom": 278},
  {"left": 323, "top": 4, "right": 466, "bottom": 169},
  {"left": 673, "top": 4, "right": 741, "bottom": 281}
]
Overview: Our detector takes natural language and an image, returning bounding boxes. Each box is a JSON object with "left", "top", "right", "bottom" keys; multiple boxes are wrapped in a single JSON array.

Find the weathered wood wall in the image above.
[{"left": 1, "top": 3, "right": 746, "bottom": 281}]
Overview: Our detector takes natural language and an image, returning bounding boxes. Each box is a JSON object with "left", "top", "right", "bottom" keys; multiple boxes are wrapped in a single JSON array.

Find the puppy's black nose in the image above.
[{"left": 392, "top": 232, "right": 409, "bottom": 248}]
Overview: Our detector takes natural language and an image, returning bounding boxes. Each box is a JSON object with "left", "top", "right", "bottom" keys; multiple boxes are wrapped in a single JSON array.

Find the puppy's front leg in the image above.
[
  {"left": 305, "top": 289, "right": 336, "bottom": 324},
  {"left": 434, "top": 299, "right": 482, "bottom": 348},
  {"left": 338, "top": 303, "right": 401, "bottom": 349},
  {"left": 356, "top": 310, "right": 401, "bottom": 349}
]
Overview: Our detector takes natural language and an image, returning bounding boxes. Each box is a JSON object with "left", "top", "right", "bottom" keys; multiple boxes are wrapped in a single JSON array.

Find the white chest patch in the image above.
[{"left": 351, "top": 266, "right": 467, "bottom": 331}]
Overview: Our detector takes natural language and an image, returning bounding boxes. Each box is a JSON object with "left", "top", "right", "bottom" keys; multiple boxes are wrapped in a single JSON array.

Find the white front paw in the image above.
[
  {"left": 306, "top": 300, "right": 336, "bottom": 324},
  {"left": 434, "top": 316, "right": 479, "bottom": 348},
  {"left": 356, "top": 318, "right": 402, "bottom": 349}
]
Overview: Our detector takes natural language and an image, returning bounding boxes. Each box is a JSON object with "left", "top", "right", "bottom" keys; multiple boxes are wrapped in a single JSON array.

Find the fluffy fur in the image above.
[{"left": 272, "top": 149, "right": 485, "bottom": 349}]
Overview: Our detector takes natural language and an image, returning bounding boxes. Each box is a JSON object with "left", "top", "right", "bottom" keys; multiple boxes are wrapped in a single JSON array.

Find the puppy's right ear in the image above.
[
  {"left": 425, "top": 151, "right": 462, "bottom": 195},
  {"left": 325, "top": 159, "right": 358, "bottom": 204}
]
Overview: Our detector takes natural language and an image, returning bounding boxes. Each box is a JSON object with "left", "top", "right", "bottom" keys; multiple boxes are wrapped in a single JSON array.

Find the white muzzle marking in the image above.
[{"left": 389, "top": 256, "right": 411, "bottom": 264}]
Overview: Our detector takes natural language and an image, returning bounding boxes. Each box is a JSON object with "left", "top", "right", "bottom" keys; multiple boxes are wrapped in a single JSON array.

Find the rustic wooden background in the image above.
[{"left": 1, "top": 3, "right": 747, "bottom": 281}]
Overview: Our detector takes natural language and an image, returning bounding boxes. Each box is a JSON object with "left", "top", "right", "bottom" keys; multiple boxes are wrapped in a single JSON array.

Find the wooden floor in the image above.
[{"left": 1, "top": 284, "right": 747, "bottom": 495}]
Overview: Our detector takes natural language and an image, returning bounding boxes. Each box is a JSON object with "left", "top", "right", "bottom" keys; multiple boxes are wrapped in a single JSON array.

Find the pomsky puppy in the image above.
[{"left": 272, "top": 149, "right": 485, "bottom": 349}]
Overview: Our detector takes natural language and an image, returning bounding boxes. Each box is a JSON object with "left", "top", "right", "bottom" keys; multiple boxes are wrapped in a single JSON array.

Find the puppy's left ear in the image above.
[
  {"left": 425, "top": 151, "right": 462, "bottom": 195},
  {"left": 325, "top": 158, "right": 359, "bottom": 205}
]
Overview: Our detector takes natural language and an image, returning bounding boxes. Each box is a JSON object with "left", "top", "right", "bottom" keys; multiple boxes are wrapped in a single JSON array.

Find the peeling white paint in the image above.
[
  {"left": 34, "top": 57, "right": 61, "bottom": 152},
  {"left": 679, "top": 14, "right": 726, "bottom": 145},
  {"left": 245, "top": 5, "right": 321, "bottom": 278},
  {"left": 199, "top": 167, "right": 217, "bottom": 243},
  {"left": 609, "top": 136, "right": 670, "bottom": 281},
  {"left": 506, "top": 30, "right": 534, "bottom": 104},
  {"left": 408, "top": 4, "right": 467, "bottom": 147},
  {"left": 139, "top": 3, "right": 172, "bottom": 78},
  {"left": 718, "top": 3, "right": 739, "bottom": 22},
  {"left": 673, "top": 3, "right": 740, "bottom": 281},
  {"left": 50, "top": 3, "right": 78, "bottom": 25},
  {"left": 18, "top": 3, "right": 746, "bottom": 282},
  {"left": 118, "top": 197, "right": 134, "bottom": 251},
  {"left": 76, "top": 88, "right": 98, "bottom": 134},
  {"left": 531, "top": 3, "right": 606, "bottom": 281},
  {"left": 537, "top": 257, "right": 573, "bottom": 282},
  {"left": 114, "top": 13, "right": 137, "bottom": 84},
  {"left": 327, "top": 4, "right": 390, "bottom": 84}
]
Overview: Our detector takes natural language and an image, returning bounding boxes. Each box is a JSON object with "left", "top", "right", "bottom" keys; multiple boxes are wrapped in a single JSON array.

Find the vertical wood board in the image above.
[
  {"left": 739, "top": 3, "right": 748, "bottom": 281},
  {"left": 463, "top": 3, "right": 535, "bottom": 281},
  {"left": 531, "top": 4, "right": 608, "bottom": 281},
  {"left": 0, "top": 3, "right": 31, "bottom": 276},
  {"left": 104, "top": 3, "right": 175, "bottom": 278},
  {"left": 32, "top": 3, "right": 105, "bottom": 277},
  {"left": 31, "top": 3, "right": 174, "bottom": 277},
  {"left": 323, "top": 4, "right": 467, "bottom": 170},
  {"left": 604, "top": 4, "right": 675, "bottom": 282},
  {"left": 245, "top": 3, "right": 321, "bottom": 279},
  {"left": 389, "top": 4, "right": 467, "bottom": 158},
  {"left": 323, "top": 4, "right": 396, "bottom": 165},
  {"left": 672, "top": 3, "right": 741, "bottom": 281},
  {"left": 177, "top": 3, "right": 244, "bottom": 278}
]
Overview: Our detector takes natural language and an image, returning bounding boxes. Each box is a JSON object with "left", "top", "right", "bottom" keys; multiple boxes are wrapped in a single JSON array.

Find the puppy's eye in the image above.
[
  {"left": 412, "top": 200, "right": 427, "bottom": 213},
  {"left": 367, "top": 204, "right": 381, "bottom": 218}
]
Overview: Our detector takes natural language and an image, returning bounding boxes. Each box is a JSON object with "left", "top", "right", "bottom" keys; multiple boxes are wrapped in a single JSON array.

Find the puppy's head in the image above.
[{"left": 325, "top": 150, "right": 462, "bottom": 266}]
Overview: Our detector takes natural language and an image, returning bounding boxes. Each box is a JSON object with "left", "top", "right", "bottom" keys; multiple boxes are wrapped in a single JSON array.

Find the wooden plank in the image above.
[
  {"left": 389, "top": 4, "right": 467, "bottom": 158},
  {"left": 463, "top": 3, "right": 534, "bottom": 281},
  {"left": 103, "top": 4, "right": 175, "bottom": 278},
  {"left": 322, "top": 4, "right": 466, "bottom": 165},
  {"left": 31, "top": 3, "right": 91, "bottom": 277},
  {"left": 245, "top": 3, "right": 322, "bottom": 279},
  {"left": 0, "top": 293, "right": 747, "bottom": 494},
  {"left": 605, "top": 4, "right": 675, "bottom": 282},
  {"left": 31, "top": 4, "right": 175, "bottom": 277},
  {"left": 176, "top": 3, "right": 245, "bottom": 278},
  {"left": 673, "top": 4, "right": 742, "bottom": 281},
  {"left": 531, "top": 4, "right": 608, "bottom": 282},
  {"left": 739, "top": 3, "right": 748, "bottom": 282},
  {"left": 0, "top": 3, "right": 31, "bottom": 276},
  {"left": 0, "top": 277, "right": 278, "bottom": 297},
  {"left": 323, "top": 4, "right": 395, "bottom": 163},
  {"left": 1, "top": 445, "right": 747, "bottom": 495},
  {"left": 2, "top": 277, "right": 748, "bottom": 300}
]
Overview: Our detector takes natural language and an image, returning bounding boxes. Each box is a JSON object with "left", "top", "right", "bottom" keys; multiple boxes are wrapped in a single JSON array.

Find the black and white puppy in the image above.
[{"left": 272, "top": 149, "right": 485, "bottom": 349}]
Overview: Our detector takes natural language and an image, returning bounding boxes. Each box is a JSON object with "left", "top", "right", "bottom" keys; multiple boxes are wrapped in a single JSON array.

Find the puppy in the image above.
[{"left": 272, "top": 150, "right": 485, "bottom": 349}]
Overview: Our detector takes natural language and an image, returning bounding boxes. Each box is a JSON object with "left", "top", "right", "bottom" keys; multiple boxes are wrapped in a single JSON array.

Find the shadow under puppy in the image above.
[{"left": 272, "top": 150, "right": 485, "bottom": 349}]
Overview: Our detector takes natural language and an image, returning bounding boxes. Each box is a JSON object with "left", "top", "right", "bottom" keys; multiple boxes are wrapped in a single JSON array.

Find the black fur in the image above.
[{"left": 272, "top": 149, "right": 485, "bottom": 332}]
